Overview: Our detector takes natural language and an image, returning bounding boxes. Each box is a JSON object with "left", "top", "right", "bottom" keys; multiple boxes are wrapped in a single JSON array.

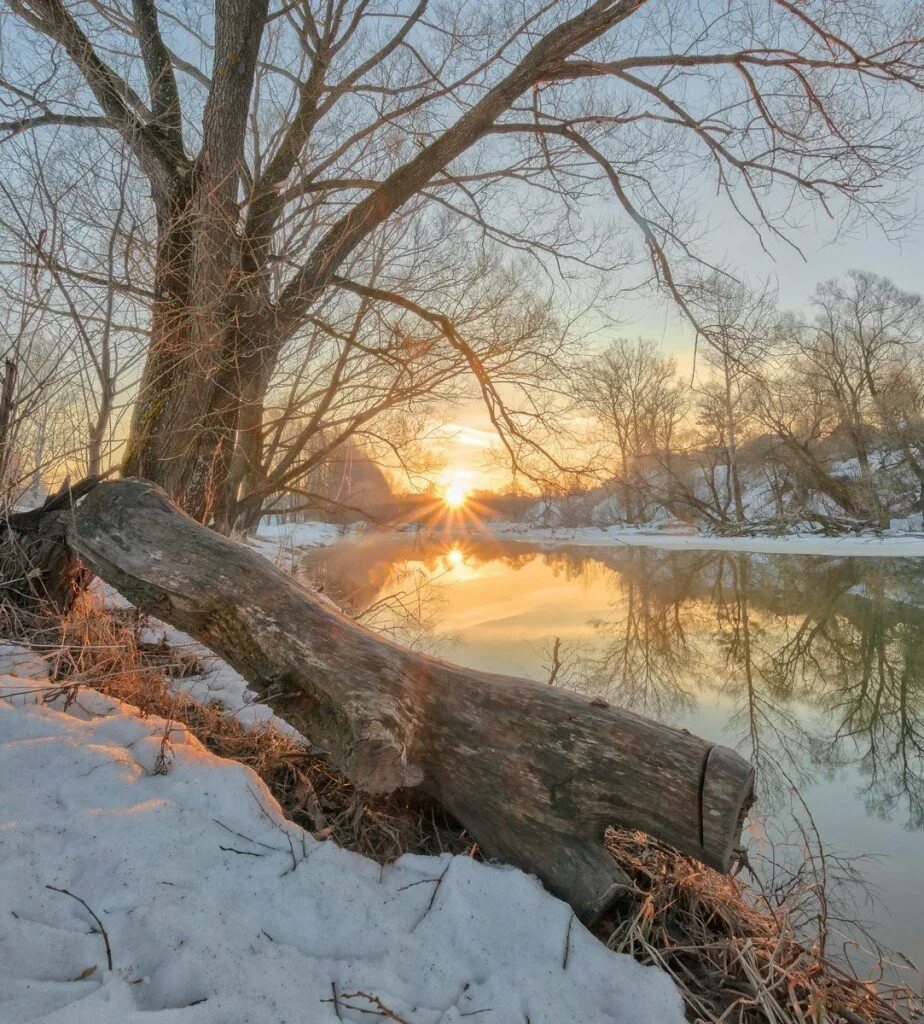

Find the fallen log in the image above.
[
  {"left": 0, "top": 476, "right": 102, "bottom": 619},
  {"left": 61, "top": 479, "right": 753, "bottom": 920}
]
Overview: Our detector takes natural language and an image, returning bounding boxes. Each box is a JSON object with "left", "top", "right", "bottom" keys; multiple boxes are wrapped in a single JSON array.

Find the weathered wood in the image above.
[
  {"left": 0, "top": 477, "right": 103, "bottom": 617},
  {"left": 66, "top": 479, "right": 754, "bottom": 920}
]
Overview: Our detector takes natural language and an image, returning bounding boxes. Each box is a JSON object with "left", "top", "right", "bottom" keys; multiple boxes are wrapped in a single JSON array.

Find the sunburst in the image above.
[{"left": 443, "top": 481, "right": 468, "bottom": 509}]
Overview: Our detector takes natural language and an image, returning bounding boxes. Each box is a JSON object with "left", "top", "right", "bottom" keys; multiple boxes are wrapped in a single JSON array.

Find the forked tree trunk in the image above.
[{"left": 61, "top": 478, "right": 754, "bottom": 920}]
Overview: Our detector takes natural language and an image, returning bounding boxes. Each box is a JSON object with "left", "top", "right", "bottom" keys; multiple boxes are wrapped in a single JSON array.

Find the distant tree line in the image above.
[
  {"left": 1, "top": 0, "right": 923, "bottom": 535},
  {"left": 572, "top": 271, "right": 924, "bottom": 533}
]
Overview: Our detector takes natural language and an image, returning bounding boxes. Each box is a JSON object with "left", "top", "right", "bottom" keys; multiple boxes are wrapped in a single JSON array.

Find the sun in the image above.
[{"left": 443, "top": 481, "right": 468, "bottom": 509}]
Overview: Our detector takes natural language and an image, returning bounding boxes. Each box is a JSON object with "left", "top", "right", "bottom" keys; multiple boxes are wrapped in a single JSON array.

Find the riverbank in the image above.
[
  {"left": 0, "top": 635, "right": 683, "bottom": 1024},
  {"left": 452, "top": 521, "right": 924, "bottom": 557},
  {"left": 3, "top": 598, "right": 920, "bottom": 1024},
  {"left": 255, "top": 517, "right": 924, "bottom": 559}
]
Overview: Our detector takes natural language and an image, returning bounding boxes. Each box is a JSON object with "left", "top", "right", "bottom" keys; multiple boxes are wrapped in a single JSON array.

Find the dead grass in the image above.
[
  {"left": 9, "top": 595, "right": 922, "bottom": 1024},
  {"left": 601, "top": 828, "right": 922, "bottom": 1024},
  {"left": 25, "top": 594, "right": 473, "bottom": 865}
]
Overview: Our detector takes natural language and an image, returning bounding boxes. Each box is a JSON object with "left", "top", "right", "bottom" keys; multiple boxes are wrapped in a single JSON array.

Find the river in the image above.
[{"left": 299, "top": 533, "right": 924, "bottom": 972}]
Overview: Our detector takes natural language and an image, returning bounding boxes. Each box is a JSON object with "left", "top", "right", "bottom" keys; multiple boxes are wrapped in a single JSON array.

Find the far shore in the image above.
[{"left": 257, "top": 518, "right": 924, "bottom": 559}]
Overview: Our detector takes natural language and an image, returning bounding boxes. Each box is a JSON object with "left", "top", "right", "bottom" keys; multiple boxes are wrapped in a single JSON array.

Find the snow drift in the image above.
[{"left": 0, "top": 664, "right": 684, "bottom": 1024}]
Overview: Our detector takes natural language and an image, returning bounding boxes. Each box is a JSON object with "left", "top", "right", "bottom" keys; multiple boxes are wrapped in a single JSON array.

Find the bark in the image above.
[
  {"left": 121, "top": 184, "right": 197, "bottom": 489},
  {"left": 121, "top": 0, "right": 269, "bottom": 522},
  {"left": 0, "top": 477, "right": 100, "bottom": 616},
  {"left": 0, "top": 357, "right": 18, "bottom": 488},
  {"left": 65, "top": 478, "right": 754, "bottom": 920}
]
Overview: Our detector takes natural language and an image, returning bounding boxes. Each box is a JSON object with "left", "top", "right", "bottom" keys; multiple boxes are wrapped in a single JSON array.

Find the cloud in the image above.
[{"left": 429, "top": 421, "right": 498, "bottom": 450}]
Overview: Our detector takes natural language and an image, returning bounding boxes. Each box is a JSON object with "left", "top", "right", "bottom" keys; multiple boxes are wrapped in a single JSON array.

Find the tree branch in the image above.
[
  {"left": 131, "top": 0, "right": 183, "bottom": 146},
  {"left": 5, "top": 0, "right": 185, "bottom": 189},
  {"left": 272, "top": 0, "right": 649, "bottom": 338}
]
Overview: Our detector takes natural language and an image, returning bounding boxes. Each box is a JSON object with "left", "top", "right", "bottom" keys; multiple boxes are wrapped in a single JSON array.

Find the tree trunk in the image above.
[
  {"left": 121, "top": 189, "right": 201, "bottom": 498},
  {"left": 0, "top": 357, "right": 18, "bottom": 491},
  {"left": 65, "top": 478, "right": 755, "bottom": 921},
  {"left": 722, "top": 359, "right": 747, "bottom": 524},
  {"left": 87, "top": 377, "right": 114, "bottom": 478}
]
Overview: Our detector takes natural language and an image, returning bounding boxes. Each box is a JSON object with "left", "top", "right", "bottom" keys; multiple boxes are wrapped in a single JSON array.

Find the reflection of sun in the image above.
[
  {"left": 443, "top": 481, "right": 468, "bottom": 509},
  {"left": 446, "top": 545, "right": 464, "bottom": 567}
]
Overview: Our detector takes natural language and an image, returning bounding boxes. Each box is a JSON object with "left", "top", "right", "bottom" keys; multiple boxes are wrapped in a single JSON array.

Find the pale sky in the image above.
[{"left": 429, "top": 176, "right": 924, "bottom": 496}]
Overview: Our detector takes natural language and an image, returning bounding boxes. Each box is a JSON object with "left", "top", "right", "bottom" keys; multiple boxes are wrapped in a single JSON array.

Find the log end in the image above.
[
  {"left": 351, "top": 723, "right": 425, "bottom": 794},
  {"left": 701, "top": 744, "right": 756, "bottom": 871}
]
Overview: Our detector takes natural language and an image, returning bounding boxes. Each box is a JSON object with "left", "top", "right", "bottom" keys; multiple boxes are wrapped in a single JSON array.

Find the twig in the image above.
[
  {"left": 562, "top": 912, "right": 574, "bottom": 970},
  {"left": 322, "top": 990, "right": 412, "bottom": 1023},
  {"left": 212, "top": 817, "right": 284, "bottom": 853},
  {"left": 546, "top": 636, "right": 562, "bottom": 686},
  {"left": 411, "top": 859, "right": 452, "bottom": 931},
  {"left": 45, "top": 885, "right": 113, "bottom": 969}
]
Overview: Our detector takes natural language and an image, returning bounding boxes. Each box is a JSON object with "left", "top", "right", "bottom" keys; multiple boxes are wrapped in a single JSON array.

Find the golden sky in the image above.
[{"left": 421, "top": 342, "right": 700, "bottom": 496}]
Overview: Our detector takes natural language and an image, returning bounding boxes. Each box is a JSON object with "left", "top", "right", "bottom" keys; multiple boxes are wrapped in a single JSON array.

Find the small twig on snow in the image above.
[
  {"left": 322, "top": 990, "right": 412, "bottom": 1023},
  {"left": 562, "top": 912, "right": 574, "bottom": 970},
  {"left": 46, "top": 885, "right": 113, "bottom": 970},
  {"left": 411, "top": 859, "right": 453, "bottom": 931}
]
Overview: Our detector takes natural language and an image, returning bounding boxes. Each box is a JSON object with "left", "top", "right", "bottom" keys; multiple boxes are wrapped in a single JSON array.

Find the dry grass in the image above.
[
  {"left": 8, "top": 595, "right": 922, "bottom": 1024},
  {"left": 24, "top": 594, "right": 473, "bottom": 865},
  {"left": 601, "top": 828, "right": 922, "bottom": 1024}
]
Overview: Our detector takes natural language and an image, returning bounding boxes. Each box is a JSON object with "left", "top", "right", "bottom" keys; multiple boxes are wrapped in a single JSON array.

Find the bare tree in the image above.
[
  {"left": 223, "top": 252, "right": 571, "bottom": 531},
  {"left": 0, "top": 133, "right": 151, "bottom": 483},
  {"left": 0, "top": 0, "right": 921, "bottom": 526},
  {"left": 689, "top": 275, "right": 778, "bottom": 524},
  {"left": 0, "top": 216, "right": 95, "bottom": 502},
  {"left": 578, "top": 336, "right": 684, "bottom": 524},
  {"left": 810, "top": 271, "right": 924, "bottom": 518}
]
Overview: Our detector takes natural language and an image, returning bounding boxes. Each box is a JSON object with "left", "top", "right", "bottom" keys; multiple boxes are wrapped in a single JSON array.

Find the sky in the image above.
[{"left": 429, "top": 176, "right": 924, "bottom": 497}]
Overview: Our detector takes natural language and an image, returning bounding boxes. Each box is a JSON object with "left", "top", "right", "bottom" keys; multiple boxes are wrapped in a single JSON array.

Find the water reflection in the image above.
[
  {"left": 303, "top": 536, "right": 924, "bottom": 961},
  {"left": 304, "top": 537, "right": 924, "bottom": 834}
]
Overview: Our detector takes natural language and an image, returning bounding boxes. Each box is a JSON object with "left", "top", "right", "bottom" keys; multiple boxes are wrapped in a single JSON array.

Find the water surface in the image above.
[{"left": 301, "top": 534, "right": 924, "bottom": 970}]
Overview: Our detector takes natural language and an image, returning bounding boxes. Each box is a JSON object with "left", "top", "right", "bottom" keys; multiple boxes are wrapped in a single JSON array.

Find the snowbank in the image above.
[
  {"left": 249, "top": 515, "right": 924, "bottom": 559},
  {"left": 0, "top": 673, "right": 684, "bottom": 1024},
  {"left": 251, "top": 519, "right": 350, "bottom": 564},
  {"left": 443, "top": 522, "right": 924, "bottom": 558}
]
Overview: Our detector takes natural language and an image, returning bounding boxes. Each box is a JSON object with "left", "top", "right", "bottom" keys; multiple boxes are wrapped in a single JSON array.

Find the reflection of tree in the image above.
[
  {"left": 299, "top": 536, "right": 457, "bottom": 652},
  {"left": 760, "top": 558, "right": 866, "bottom": 699},
  {"left": 540, "top": 550, "right": 605, "bottom": 585},
  {"left": 303, "top": 533, "right": 924, "bottom": 831},
  {"left": 721, "top": 554, "right": 924, "bottom": 830},
  {"left": 801, "top": 578, "right": 924, "bottom": 830},
  {"left": 552, "top": 547, "right": 924, "bottom": 829},
  {"left": 570, "top": 549, "right": 701, "bottom": 721},
  {"left": 710, "top": 554, "right": 816, "bottom": 806}
]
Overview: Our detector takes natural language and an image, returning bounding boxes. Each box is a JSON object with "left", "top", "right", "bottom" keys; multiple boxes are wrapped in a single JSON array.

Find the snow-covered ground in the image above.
[
  {"left": 0, "top": 660, "right": 682, "bottom": 1024},
  {"left": 447, "top": 521, "right": 924, "bottom": 558},
  {"left": 145, "top": 616, "right": 297, "bottom": 735},
  {"left": 250, "top": 519, "right": 351, "bottom": 566},
  {"left": 252, "top": 516, "right": 924, "bottom": 560}
]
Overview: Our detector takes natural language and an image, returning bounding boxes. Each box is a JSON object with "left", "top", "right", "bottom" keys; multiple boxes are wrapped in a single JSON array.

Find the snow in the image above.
[
  {"left": 247, "top": 515, "right": 924, "bottom": 560},
  {"left": 0, "top": 671, "right": 684, "bottom": 1024},
  {"left": 250, "top": 519, "right": 352, "bottom": 565},
  {"left": 443, "top": 522, "right": 924, "bottom": 558},
  {"left": 138, "top": 613, "right": 298, "bottom": 735}
]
